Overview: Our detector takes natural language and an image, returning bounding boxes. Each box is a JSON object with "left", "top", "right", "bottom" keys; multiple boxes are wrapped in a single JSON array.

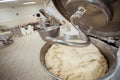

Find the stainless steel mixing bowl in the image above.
[{"left": 40, "top": 38, "right": 117, "bottom": 80}]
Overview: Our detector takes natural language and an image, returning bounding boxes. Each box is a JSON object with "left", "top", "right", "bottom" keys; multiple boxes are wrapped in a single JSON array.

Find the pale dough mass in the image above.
[{"left": 45, "top": 43, "right": 108, "bottom": 80}]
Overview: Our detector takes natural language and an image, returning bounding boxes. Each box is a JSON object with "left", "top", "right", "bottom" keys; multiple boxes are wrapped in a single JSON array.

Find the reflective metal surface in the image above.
[
  {"left": 39, "top": 0, "right": 120, "bottom": 79},
  {"left": 38, "top": 26, "right": 60, "bottom": 42},
  {"left": 46, "top": 35, "right": 91, "bottom": 47},
  {"left": 69, "top": 7, "right": 91, "bottom": 47},
  {"left": 52, "top": 0, "right": 120, "bottom": 38},
  {"left": 40, "top": 38, "right": 117, "bottom": 80},
  {"left": 39, "top": 9, "right": 61, "bottom": 26},
  {"left": 38, "top": 27, "right": 91, "bottom": 47},
  {"left": 39, "top": 9, "right": 91, "bottom": 47}
]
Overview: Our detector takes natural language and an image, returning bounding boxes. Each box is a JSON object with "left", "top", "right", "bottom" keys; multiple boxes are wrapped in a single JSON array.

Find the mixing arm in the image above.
[
  {"left": 39, "top": 8, "right": 91, "bottom": 47},
  {"left": 69, "top": 6, "right": 91, "bottom": 46}
]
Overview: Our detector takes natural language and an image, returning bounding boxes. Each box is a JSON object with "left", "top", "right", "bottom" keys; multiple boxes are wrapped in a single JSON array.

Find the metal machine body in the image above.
[
  {"left": 52, "top": 0, "right": 120, "bottom": 47},
  {"left": 51, "top": 0, "right": 120, "bottom": 79},
  {"left": 39, "top": 0, "right": 120, "bottom": 80}
]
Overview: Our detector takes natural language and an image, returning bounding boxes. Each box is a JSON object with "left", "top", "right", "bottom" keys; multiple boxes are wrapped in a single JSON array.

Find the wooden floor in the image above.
[{"left": 0, "top": 31, "right": 53, "bottom": 80}]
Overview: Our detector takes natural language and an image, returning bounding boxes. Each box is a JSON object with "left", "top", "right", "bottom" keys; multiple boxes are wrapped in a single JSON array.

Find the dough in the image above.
[{"left": 45, "top": 43, "right": 108, "bottom": 80}]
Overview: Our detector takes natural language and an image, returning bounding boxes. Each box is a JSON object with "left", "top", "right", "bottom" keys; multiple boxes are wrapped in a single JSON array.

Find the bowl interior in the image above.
[{"left": 40, "top": 38, "right": 116, "bottom": 80}]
